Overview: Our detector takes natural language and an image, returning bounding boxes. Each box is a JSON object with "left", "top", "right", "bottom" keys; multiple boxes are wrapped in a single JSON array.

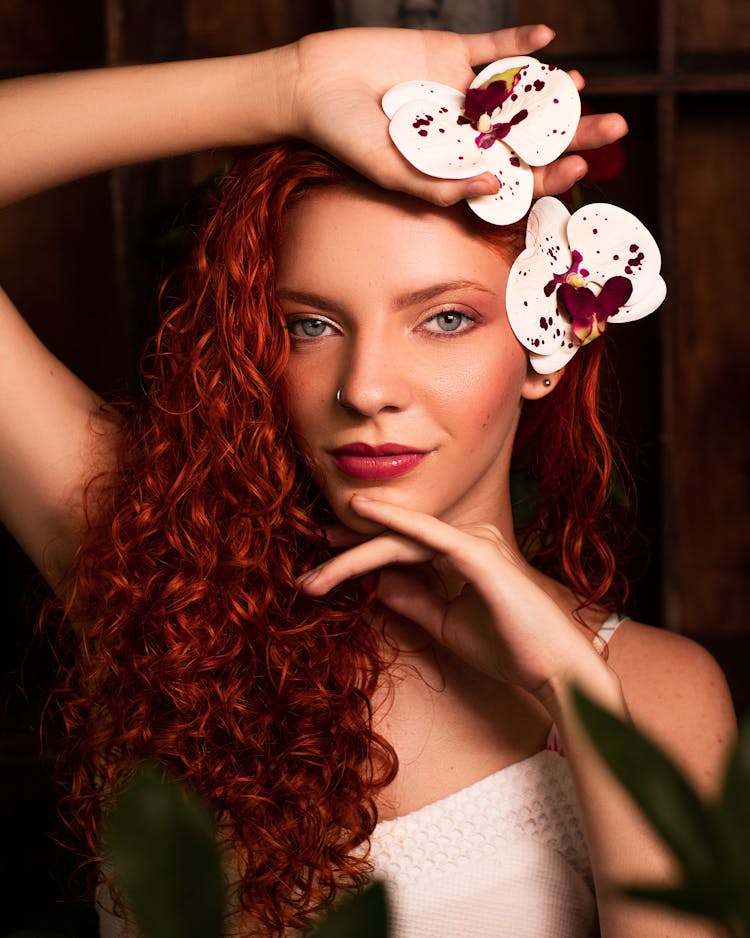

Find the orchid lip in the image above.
[{"left": 330, "top": 442, "right": 428, "bottom": 457}]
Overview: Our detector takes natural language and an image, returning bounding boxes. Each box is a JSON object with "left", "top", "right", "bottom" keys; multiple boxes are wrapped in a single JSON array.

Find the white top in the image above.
[
  {"left": 369, "top": 750, "right": 596, "bottom": 938},
  {"left": 366, "top": 613, "right": 623, "bottom": 938},
  {"left": 99, "top": 615, "right": 624, "bottom": 937}
]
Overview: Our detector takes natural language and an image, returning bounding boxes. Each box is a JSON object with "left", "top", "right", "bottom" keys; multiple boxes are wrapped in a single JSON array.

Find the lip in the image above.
[{"left": 329, "top": 442, "right": 430, "bottom": 480}]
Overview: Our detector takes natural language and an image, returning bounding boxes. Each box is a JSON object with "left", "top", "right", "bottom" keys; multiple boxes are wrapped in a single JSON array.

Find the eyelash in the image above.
[
  {"left": 286, "top": 308, "right": 477, "bottom": 341},
  {"left": 287, "top": 317, "right": 338, "bottom": 339},
  {"left": 420, "top": 309, "right": 476, "bottom": 336}
]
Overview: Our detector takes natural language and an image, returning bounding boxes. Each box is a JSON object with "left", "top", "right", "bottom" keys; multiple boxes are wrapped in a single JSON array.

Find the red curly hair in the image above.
[{"left": 50, "top": 142, "right": 628, "bottom": 935}]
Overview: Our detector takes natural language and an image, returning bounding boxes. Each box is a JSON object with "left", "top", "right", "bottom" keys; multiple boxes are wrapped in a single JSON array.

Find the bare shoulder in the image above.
[{"left": 606, "top": 619, "right": 736, "bottom": 793}]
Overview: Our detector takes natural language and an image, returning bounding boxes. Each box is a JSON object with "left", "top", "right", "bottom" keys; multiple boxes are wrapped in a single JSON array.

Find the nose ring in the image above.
[{"left": 336, "top": 387, "right": 344, "bottom": 407}]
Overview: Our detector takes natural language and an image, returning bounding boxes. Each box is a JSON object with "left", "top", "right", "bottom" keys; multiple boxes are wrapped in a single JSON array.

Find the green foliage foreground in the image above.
[
  {"left": 573, "top": 689, "right": 750, "bottom": 938},
  {"left": 9, "top": 698, "right": 748, "bottom": 938}
]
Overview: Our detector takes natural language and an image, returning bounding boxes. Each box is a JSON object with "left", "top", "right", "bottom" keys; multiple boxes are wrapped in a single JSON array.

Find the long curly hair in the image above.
[{"left": 50, "top": 142, "right": 628, "bottom": 935}]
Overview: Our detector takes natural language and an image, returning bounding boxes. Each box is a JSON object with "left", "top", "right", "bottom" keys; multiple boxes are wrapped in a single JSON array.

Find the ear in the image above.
[{"left": 520, "top": 365, "right": 566, "bottom": 401}]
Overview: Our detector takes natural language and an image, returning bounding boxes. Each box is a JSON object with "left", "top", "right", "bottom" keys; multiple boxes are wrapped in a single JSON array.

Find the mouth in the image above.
[{"left": 329, "top": 442, "right": 430, "bottom": 481}]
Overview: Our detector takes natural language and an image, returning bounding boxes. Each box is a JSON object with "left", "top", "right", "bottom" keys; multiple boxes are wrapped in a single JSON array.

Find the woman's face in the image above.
[{"left": 277, "top": 185, "right": 549, "bottom": 534}]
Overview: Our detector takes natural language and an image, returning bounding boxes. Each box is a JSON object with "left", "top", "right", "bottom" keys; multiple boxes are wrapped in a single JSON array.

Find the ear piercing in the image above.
[{"left": 543, "top": 378, "right": 552, "bottom": 387}]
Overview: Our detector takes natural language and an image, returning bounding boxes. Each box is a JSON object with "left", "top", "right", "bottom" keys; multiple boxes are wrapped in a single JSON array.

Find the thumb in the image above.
[{"left": 461, "top": 24, "right": 556, "bottom": 66}]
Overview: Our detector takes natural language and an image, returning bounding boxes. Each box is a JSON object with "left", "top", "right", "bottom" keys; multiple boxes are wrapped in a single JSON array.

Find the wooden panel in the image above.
[
  {"left": 677, "top": 0, "right": 750, "bottom": 54},
  {"left": 518, "top": 0, "right": 657, "bottom": 60},
  {"left": 672, "top": 97, "right": 750, "bottom": 636},
  {"left": 0, "top": 177, "right": 125, "bottom": 391},
  {"left": 0, "top": 0, "right": 104, "bottom": 75},
  {"left": 186, "top": 0, "right": 333, "bottom": 57}
]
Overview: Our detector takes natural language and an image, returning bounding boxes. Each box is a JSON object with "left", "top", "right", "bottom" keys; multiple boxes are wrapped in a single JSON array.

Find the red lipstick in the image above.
[{"left": 330, "top": 442, "right": 429, "bottom": 480}]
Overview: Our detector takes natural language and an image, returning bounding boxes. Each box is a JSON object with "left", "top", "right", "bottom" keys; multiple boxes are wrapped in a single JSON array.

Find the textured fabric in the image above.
[
  {"left": 368, "top": 613, "right": 625, "bottom": 938},
  {"left": 369, "top": 750, "right": 596, "bottom": 938},
  {"left": 99, "top": 614, "right": 624, "bottom": 937}
]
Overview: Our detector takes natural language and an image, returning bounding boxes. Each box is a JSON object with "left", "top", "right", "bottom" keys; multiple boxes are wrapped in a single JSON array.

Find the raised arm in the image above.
[{"left": 0, "top": 25, "right": 626, "bottom": 586}]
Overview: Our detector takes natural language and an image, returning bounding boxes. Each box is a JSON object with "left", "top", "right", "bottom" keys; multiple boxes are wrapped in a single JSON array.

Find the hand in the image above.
[
  {"left": 285, "top": 26, "right": 628, "bottom": 207},
  {"left": 298, "top": 495, "right": 607, "bottom": 703}
]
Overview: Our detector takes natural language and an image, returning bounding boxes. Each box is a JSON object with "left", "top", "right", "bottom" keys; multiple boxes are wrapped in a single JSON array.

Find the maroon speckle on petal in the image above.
[
  {"left": 553, "top": 97, "right": 559, "bottom": 103},
  {"left": 510, "top": 156, "right": 521, "bottom": 167},
  {"left": 439, "top": 128, "right": 445, "bottom": 133},
  {"left": 524, "top": 84, "right": 532, "bottom": 92},
  {"left": 418, "top": 130, "right": 427, "bottom": 136},
  {"left": 630, "top": 244, "right": 639, "bottom": 252},
  {"left": 534, "top": 80, "right": 545, "bottom": 91},
  {"left": 439, "top": 107, "right": 448, "bottom": 114},
  {"left": 613, "top": 254, "right": 619, "bottom": 260},
  {"left": 511, "top": 93, "right": 518, "bottom": 101},
  {"left": 580, "top": 268, "right": 589, "bottom": 277},
  {"left": 628, "top": 251, "right": 645, "bottom": 268},
  {"left": 625, "top": 266, "right": 633, "bottom": 274},
  {"left": 540, "top": 317, "right": 549, "bottom": 330},
  {"left": 592, "top": 228, "right": 598, "bottom": 234}
]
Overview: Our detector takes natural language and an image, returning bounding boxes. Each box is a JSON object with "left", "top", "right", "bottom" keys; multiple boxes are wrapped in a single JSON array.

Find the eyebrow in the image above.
[{"left": 276, "top": 280, "right": 496, "bottom": 314}]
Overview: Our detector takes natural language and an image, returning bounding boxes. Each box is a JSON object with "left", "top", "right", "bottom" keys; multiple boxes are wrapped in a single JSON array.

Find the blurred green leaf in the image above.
[
  {"left": 308, "top": 881, "right": 389, "bottom": 938},
  {"left": 572, "top": 688, "right": 722, "bottom": 879},
  {"left": 622, "top": 881, "right": 734, "bottom": 920},
  {"left": 105, "top": 765, "right": 225, "bottom": 938}
]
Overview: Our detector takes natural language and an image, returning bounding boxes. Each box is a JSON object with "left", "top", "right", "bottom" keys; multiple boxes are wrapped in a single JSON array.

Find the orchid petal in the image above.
[
  {"left": 465, "top": 147, "right": 533, "bottom": 224},
  {"left": 609, "top": 274, "right": 667, "bottom": 323},
  {"left": 382, "top": 81, "right": 458, "bottom": 120},
  {"left": 388, "top": 91, "right": 486, "bottom": 179},
  {"left": 529, "top": 341, "right": 579, "bottom": 374},
  {"left": 496, "top": 62, "right": 580, "bottom": 166},
  {"left": 507, "top": 197, "right": 574, "bottom": 355},
  {"left": 566, "top": 204, "right": 662, "bottom": 305},
  {"left": 470, "top": 56, "right": 539, "bottom": 93}
]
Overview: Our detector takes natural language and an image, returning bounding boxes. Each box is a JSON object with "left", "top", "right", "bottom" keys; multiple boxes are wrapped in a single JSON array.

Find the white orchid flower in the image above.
[
  {"left": 382, "top": 56, "right": 580, "bottom": 224},
  {"left": 506, "top": 197, "right": 667, "bottom": 374}
]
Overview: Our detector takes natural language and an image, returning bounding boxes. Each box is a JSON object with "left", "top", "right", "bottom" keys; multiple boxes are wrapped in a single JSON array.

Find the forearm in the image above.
[
  {"left": 0, "top": 44, "right": 294, "bottom": 206},
  {"left": 545, "top": 669, "right": 725, "bottom": 937}
]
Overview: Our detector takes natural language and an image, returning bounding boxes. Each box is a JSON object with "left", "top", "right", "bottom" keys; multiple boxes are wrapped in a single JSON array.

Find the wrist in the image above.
[{"left": 534, "top": 658, "right": 626, "bottom": 725}]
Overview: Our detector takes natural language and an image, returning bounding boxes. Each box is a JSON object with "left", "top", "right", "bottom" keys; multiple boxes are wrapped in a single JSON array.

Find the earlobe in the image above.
[{"left": 521, "top": 368, "right": 564, "bottom": 401}]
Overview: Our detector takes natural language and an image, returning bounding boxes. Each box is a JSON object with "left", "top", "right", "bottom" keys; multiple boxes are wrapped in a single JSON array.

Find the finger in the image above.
[
  {"left": 376, "top": 566, "right": 449, "bottom": 633},
  {"left": 461, "top": 24, "right": 555, "bottom": 65},
  {"left": 567, "top": 111, "right": 628, "bottom": 152},
  {"left": 323, "top": 524, "right": 373, "bottom": 549},
  {"left": 568, "top": 69, "right": 585, "bottom": 91},
  {"left": 532, "top": 154, "right": 587, "bottom": 197},
  {"left": 297, "top": 531, "right": 433, "bottom": 595},
  {"left": 346, "top": 495, "right": 501, "bottom": 585}
]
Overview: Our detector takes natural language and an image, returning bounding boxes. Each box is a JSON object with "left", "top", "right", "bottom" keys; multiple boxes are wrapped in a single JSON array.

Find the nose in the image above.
[{"left": 336, "top": 328, "right": 412, "bottom": 417}]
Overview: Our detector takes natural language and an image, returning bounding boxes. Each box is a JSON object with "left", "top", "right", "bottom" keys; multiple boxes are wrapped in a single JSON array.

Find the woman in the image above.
[{"left": 0, "top": 23, "right": 735, "bottom": 938}]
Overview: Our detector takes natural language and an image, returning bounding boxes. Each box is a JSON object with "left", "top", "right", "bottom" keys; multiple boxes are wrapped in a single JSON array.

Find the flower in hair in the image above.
[
  {"left": 506, "top": 197, "right": 666, "bottom": 374},
  {"left": 382, "top": 56, "right": 580, "bottom": 225}
]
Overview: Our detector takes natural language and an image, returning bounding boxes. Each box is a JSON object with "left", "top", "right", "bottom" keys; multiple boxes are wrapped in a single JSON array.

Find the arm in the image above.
[
  {"left": 298, "top": 496, "right": 736, "bottom": 938},
  {"left": 0, "top": 25, "right": 625, "bottom": 207},
  {"left": 0, "top": 25, "right": 626, "bottom": 585},
  {"left": 540, "top": 623, "right": 735, "bottom": 937}
]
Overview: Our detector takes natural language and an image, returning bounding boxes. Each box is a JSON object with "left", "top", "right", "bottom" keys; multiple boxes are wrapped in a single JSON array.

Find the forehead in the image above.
[{"left": 276, "top": 186, "right": 511, "bottom": 294}]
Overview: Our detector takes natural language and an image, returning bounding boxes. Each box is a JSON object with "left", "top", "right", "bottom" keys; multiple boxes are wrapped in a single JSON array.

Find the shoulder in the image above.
[{"left": 606, "top": 619, "right": 736, "bottom": 794}]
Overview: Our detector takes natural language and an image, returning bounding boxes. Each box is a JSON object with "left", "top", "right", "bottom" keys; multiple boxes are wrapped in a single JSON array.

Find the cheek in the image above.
[{"left": 428, "top": 341, "right": 528, "bottom": 428}]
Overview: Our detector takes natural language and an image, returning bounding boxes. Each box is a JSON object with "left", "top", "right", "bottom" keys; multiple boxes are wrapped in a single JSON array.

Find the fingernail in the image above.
[
  {"left": 296, "top": 568, "right": 320, "bottom": 587},
  {"left": 466, "top": 180, "right": 494, "bottom": 197}
]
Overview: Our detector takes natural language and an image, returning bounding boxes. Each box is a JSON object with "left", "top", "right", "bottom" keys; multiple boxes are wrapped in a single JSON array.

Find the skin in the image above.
[
  {"left": 284, "top": 185, "right": 736, "bottom": 937},
  {"left": 278, "top": 186, "right": 554, "bottom": 538},
  {"left": 0, "top": 23, "right": 733, "bottom": 938}
]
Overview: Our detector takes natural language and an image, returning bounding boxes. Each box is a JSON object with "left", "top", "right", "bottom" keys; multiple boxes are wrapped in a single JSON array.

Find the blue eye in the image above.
[
  {"left": 289, "top": 318, "right": 334, "bottom": 338},
  {"left": 425, "top": 310, "right": 473, "bottom": 334}
]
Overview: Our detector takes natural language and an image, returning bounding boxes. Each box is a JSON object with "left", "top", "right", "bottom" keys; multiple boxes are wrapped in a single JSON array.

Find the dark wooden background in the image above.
[{"left": 0, "top": 1, "right": 747, "bottom": 934}]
